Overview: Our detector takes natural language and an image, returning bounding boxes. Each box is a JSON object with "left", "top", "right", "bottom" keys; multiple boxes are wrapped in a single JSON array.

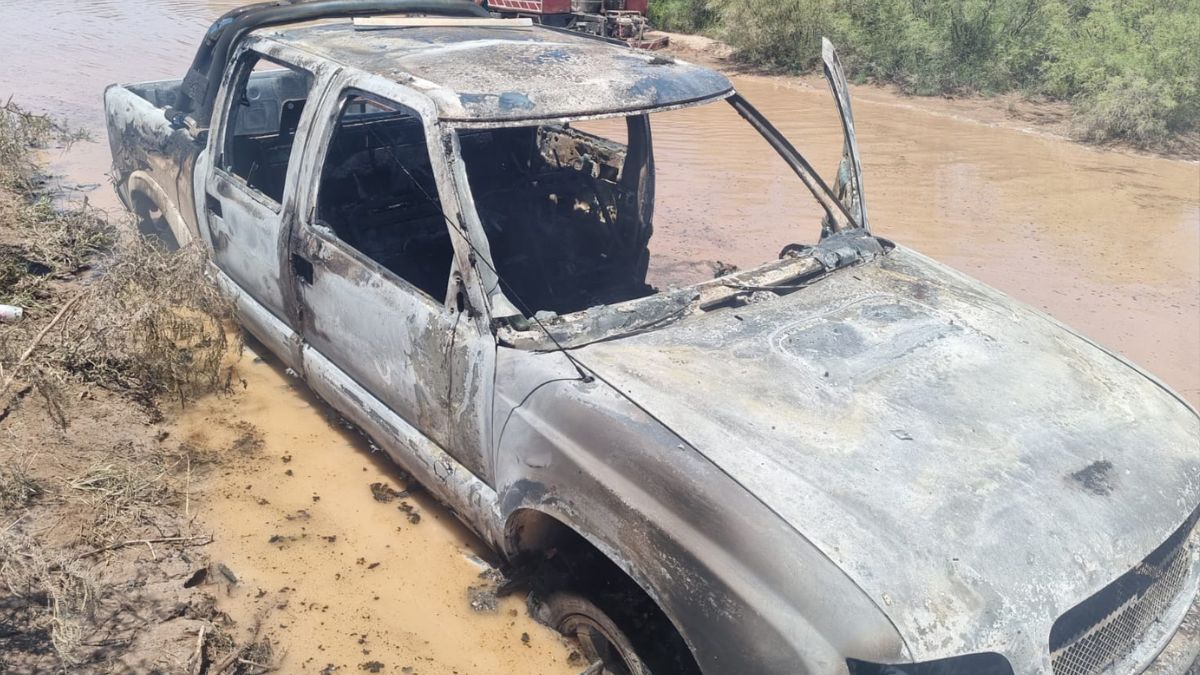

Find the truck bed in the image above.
[
  {"left": 104, "top": 78, "right": 202, "bottom": 247},
  {"left": 105, "top": 68, "right": 304, "bottom": 248}
]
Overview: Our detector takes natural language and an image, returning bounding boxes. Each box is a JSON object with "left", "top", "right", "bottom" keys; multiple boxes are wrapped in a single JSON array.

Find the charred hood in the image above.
[{"left": 575, "top": 246, "right": 1200, "bottom": 665}]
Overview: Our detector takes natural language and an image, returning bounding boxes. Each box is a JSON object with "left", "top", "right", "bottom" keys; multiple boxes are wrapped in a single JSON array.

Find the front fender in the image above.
[{"left": 494, "top": 376, "right": 906, "bottom": 675}]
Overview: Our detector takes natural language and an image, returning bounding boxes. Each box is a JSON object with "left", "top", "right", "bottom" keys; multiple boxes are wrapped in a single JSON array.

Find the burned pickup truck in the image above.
[{"left": 105, "top": 1, "right": 1200, "bottom": 673}]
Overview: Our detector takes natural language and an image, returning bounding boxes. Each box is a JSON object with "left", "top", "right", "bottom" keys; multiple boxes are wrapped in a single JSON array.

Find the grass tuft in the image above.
[
  {"left": 0, "top": 532, "right": 99, "bottom": 666},
  {"left": 0, "top": 453, "right": 42, "bottom": 510}
]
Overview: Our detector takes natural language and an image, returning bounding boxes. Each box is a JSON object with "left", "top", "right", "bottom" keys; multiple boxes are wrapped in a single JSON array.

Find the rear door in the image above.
[
  {"left": 290, "top": 73, "right": 497, "bottom": 481},
  {"left": 205, "top": 42, "right": 328, "bottom": 363}
]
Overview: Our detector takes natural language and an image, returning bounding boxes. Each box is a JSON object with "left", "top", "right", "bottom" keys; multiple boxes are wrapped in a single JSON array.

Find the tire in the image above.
[
  {"left": 535, "top": 591, "right": 654, "bottom": 675},
  {"left": 130, "top": 192, "right": 180, "bottom": 251}
]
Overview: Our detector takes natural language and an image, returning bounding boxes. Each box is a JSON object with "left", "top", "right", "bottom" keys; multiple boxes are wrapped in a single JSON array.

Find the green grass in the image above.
[
  {"left": 647, "top": 0, "right": 715, "bottom": 32},
  {"left": 648, "top": 0, "right": 1200, "bottom": 147}
]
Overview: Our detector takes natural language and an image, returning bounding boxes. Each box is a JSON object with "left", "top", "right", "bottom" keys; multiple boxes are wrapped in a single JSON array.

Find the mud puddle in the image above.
[{"left": 174, "top": 346, "right": 579, "bottom": 674}]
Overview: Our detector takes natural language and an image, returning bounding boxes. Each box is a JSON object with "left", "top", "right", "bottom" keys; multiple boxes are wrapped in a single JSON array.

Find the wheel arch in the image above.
[
  {"left": 503, "top": 504, "right": 704, "bottom": 673},
  {"left": 126, "top": 171, "right": 194, "bottom": 246}
]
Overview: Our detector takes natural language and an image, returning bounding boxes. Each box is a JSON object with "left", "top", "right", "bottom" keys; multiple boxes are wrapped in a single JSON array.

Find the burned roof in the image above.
[{"left": 261, "top": 22, "right": 734, "bottom": 122}]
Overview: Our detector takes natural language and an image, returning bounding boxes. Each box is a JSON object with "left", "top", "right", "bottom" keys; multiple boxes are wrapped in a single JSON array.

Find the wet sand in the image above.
[
  {"left": 0, "top": 1, "right": 1197, "bottom": 672},
  {"left": 173, "top": 351, "right": 578, "bottom": 674}
]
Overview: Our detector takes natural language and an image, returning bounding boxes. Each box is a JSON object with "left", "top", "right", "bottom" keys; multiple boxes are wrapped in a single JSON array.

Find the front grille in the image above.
[{"left": 1050, "top": 513, "right": 1198, "bottom": 675}]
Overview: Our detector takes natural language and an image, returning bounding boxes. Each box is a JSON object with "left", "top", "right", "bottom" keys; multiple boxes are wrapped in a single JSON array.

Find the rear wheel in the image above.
[
  {"left": 536, "top": 591, "right": 652, "bottom": 675},
  {"left": 130, "top": 191, "right": 180, "bottom": 251}
]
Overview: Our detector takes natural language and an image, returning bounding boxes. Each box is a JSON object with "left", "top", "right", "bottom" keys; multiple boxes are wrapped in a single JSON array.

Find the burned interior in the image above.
[
  {"left": 306, "top": 93, "right": 849, "bottom": 327},
  {"left": 316, "top": 93, "right": 455, "bottom": 300},
  {"left": 459, "top": 119, "right": 656, "bottom": 315},
  {"left": 314, "top": 97, "right": 658, "bottom": 312},
  {"left": 222, "top": 55, "right": 313, "bottom": 204}
]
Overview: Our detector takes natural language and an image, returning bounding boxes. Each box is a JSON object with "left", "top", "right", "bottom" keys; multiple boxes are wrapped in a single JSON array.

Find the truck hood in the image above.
[{"left": 575, "top": 246, "right": 1200, "bottom": 665}]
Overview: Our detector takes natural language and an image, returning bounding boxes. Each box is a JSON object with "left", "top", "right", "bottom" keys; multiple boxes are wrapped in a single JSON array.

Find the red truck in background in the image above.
[{"left": 485, "top": 0, "right": 667, "bottom": 48}]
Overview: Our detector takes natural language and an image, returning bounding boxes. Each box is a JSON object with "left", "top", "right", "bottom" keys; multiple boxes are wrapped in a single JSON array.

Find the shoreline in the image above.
[{"left": 656, "top": 31, "right": 1200, "bottom": 165}]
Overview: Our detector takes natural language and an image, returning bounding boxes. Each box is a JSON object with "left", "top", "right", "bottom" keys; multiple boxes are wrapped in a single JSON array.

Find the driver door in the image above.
[{"left": 290, "top": 76, "right": 496, "bottom": 481}]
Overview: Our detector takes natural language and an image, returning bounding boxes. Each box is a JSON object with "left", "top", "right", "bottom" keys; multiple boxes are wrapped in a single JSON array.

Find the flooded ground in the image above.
[
  {"left": 174, "top": 350, "right": 578, "bottom": 674},
  {"left": 0, "top": 1, "right": 1197, "bottom": 672},
  {"left": 2, "top": 0, "right": 1192, "bottom": 404}
]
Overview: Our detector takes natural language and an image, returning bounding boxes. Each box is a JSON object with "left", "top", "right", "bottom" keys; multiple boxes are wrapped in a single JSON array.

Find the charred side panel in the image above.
[{"left": 105, "top": 82, "right": 204, "bottom": 242}]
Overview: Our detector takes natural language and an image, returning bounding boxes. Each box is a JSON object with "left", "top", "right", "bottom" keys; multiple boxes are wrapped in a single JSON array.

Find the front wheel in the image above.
[{"left": 534, "top": 591, "right": 653, "bottom": 675}]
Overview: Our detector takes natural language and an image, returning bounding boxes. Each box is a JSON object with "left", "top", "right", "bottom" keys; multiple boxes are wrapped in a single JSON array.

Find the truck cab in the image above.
[{"left": 104, "top": 3, "right": 1200, "bottom": 674}]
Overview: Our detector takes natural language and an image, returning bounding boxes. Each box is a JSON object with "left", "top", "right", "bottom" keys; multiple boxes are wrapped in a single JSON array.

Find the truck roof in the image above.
[{"left": 260, "top": 22, "right": 734, "bottom": 123}]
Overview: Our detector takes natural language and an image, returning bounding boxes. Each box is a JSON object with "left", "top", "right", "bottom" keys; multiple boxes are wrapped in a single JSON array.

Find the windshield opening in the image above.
[{"left": 456, "top": 98, "right": 835, "bottom": 318}]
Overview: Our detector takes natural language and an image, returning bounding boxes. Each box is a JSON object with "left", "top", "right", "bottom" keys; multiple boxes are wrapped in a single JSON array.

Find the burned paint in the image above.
[
  {"left": 104, "top": 8, "right": 1200, "bottom": 675},
  {"left": 1070, "top": 459, "right": 1117, "bottom": 496},
  {"left": 261, "top": 23, "right": 733, "bottom": 122}
]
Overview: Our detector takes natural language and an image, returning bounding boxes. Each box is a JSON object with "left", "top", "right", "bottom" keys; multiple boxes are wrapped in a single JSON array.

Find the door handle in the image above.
[
  {"left": 205, "top": 192, "right": 223, "bottom": 218},
  {"left": 292, "top": 253, "right": 314, "bottom": 285}
]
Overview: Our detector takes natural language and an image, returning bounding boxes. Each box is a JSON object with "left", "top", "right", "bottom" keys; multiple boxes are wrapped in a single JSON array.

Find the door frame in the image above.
[
  {"left": 204, "top": 38, "right": 338, "bottom": 366},
  {"left": 289, "top": 69, "right": 501, "bottom": 482}
]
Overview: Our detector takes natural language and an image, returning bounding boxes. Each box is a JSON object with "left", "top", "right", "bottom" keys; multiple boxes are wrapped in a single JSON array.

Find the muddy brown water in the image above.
[{"left": 1, "top": 1, "right": 1198, "bottom": 672}]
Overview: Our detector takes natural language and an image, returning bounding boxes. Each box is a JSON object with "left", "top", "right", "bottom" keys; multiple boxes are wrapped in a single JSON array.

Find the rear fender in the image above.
[{"left": 126, "top": 171, "right": 195, "bottom": 246}]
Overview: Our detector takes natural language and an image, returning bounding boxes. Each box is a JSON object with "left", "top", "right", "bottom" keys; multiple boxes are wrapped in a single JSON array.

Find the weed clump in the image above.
[
  {"left": 0, "top": 104, "right": 233, "bottom": 420},
  {"left": 69, "top": 453, "right": 179, "bottom": 546},
  {"left": 0, "top": 532, "right": 99, "bottom": 666},
  {"left": 0, "top": 454, "right": 42, "bottom": 510},
  {"left": 53, "top": 237, "right": 234, "bottom": 406},
  {"left": 1, "top": 234, "right": 233, "bottom": 419},
  {"left": 0, "top": 101, "right": 90, "bottom": 194}
]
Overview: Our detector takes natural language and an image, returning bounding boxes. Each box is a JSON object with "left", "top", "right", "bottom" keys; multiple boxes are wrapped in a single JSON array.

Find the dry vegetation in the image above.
[{"left": 0, "top": 103, "right": 265, "bottom": 673}]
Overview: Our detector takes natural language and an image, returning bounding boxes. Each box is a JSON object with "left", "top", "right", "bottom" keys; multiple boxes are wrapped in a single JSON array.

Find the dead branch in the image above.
[
  {"left": 75, "top": 534, "right": 213, "bottom": 560},
  {"left": 210, "top": 644, "right": 250, "bottom": 675},
  {"left": 2, "top": 512, "right": 28, "bottom": 533},
  {"left": 211, "top": 611, "right": 269, "bottom": 674},
  {"left": 237, "top": 656, "right": 279, "bottom": 673},
  {"left": 0, "top": 290, "right": 88, "bottom": 403},
  {"left": 190, "top": 625, "right": 207, "bottom": 675}
]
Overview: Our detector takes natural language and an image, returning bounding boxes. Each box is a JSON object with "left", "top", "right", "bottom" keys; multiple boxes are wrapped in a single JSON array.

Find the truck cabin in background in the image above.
[{"left": 485, "top": 0, "right": 666, "bottom": 48}]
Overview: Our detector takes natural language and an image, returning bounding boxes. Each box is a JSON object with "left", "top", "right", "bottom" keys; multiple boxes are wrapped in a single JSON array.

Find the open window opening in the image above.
[
  {"left": 458, "top": 117, "right": 656, "bottom": 316},
  {"left": 458, "top": 101, "right": 826, "bottom": 318},
  {"left": 222, "top": 53, "right": 313, "bottom": 203},
  {"left": 315, "top": 92, "right": 454, "bottom": 302}
]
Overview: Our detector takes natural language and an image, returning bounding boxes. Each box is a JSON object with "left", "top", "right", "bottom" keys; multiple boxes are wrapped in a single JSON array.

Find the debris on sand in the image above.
[
  {"left": 359, "top": 661, "right": 385, "bottom": 673},
  {"left": 217, "top": 562, "right": 239, "bottom": 585},
  {"left": 397, "top": 501, "right": 421, "bottom": 525},
  {"left": 369, "top": 481, "right": 407, "bottom": 503},
  {"left": 228, "top": 423, "right": 265, "bottom": 455},
  {"left": 468, "top": 568, "right": 509, "bottom": 614},
  {"left": 183, "top": 567, "right": 208, "bottom": 588},
  {"left": 468, "top": 584, "right": 499, "bottom": 613},
  {"left": 285, "top": 509, "right": 310, "bottom": 521}
]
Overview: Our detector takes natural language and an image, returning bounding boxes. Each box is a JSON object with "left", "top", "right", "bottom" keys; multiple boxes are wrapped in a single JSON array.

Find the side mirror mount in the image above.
[{"left": 821, "top": 38, "right": 869, "bottom": 233}]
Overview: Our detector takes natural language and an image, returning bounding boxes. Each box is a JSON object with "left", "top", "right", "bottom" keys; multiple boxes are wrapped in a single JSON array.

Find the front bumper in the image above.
[{"left": 1144, "top": 593, "right": 1200, "bottom": 675}]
